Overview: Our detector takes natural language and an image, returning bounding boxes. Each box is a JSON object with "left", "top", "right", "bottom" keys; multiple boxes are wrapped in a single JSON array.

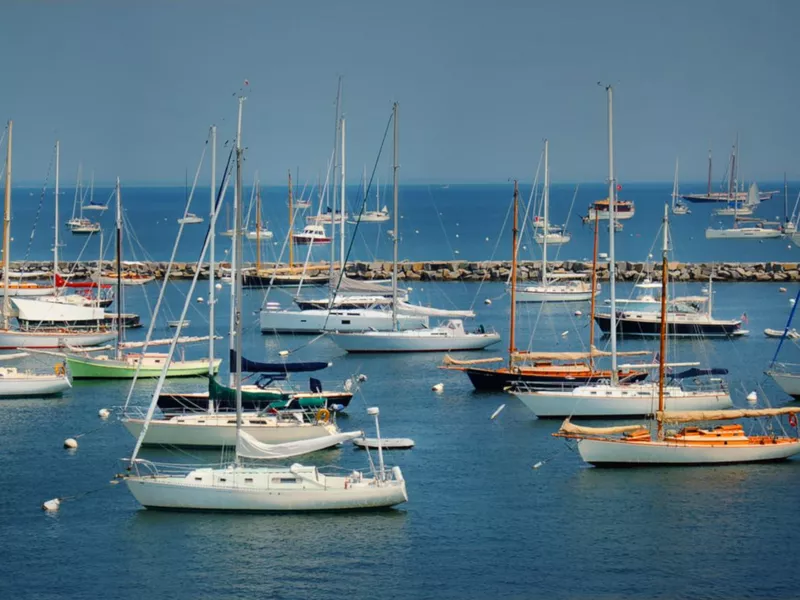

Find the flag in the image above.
[{"left": 741, "top": 312, "right": 748, "bottom": 323}]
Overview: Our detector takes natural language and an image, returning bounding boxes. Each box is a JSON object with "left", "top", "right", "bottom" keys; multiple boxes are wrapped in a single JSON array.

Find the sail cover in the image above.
[
  {"left": 442, "top": 354, "right": 503, "bottom": 366},
  {"left": 558, "top": 419, "right": 646, "bottom": 436},
  {"left": 396, "top": 301, "right": 475, "bottom": 318},
  {"left": 230, "top": 350, "right": 328, "bottom": 373},
  {"left": 658, "top": 407, "right": 800, "bottom": 423},
  {"left": 512, "top": 345, "right": 650, "bottom": 361},
  {"left": 670, "top": 368, "right": 728, "bottom": 379},
  {"left": 236, "top": 429, "right": 363, "bottom": 460},
  {"left": 330, "top": 275, "right": 396, "bottom": 296}
]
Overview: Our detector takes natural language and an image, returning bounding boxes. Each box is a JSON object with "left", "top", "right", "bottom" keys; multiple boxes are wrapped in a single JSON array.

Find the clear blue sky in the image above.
[{"left": 2, "top": 0, "right": 798, "bottom": 185}]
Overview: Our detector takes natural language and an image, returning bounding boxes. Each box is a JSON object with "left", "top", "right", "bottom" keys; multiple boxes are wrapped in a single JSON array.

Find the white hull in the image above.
[
  {"left": 350, "top": 212, "right": 390, "bottom": 223},
  {"left": 705, "top": 227, "right": 781, "bottom": 239},
  {"left": 306, "top": 214, "right": 347, "bottom": 225},
  {"left": 577, "top": 437, "right": 800, "bottom": 465},
  {"left": 0, "top": 372, "right": 71, "bottom": 397},
  {"left": 0, "top": 328, "right": 117, "bottom": 349},
  {"left": 713, "top": 207, "right": 754, "bottom": 216},
  {"left": 122, "top": 415, "right": 339, "bottom": 447},
  {"left": 330, "top": 330, "right": 500, "bottom": 353},
  {"left": 259, "top": 308, "right": 428, "bottom": 333},
  {"left": 515, "top": 285, "right": 594, "bottom": 302},
  {"left": 766, "top": 370, "right": 800, "bottom": 398},
  {"left": 125, "top": 465, "right": 408, "bottom": 511},
  {"left": 512, "top": 384, "right": 733, "bottom": 417},
  {"left": 246, "top": 230, "right": 274, "bottom": 241},
  {"left": 588, "top": 208, "right": 635, "bottom": 221},
  {"left": 534, "top": 233, "right": 571, "bottom": 245}
]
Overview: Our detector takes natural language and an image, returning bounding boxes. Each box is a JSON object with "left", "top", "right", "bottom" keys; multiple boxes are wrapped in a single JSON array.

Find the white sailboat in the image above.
[
  {"left": 261, "top": 88, "right": 429, "bottom": 335},
  {"left": 329, "top": 104, "right": 498, "bottom": 353},
  {"left": 510, "top": 86, "right": 733, "bottom": 418},
  {"left": 66, "top": 167, "right": 101, "bottom": 234},
  {"left": 671, "top": 158, "right": 690, "bottom": 215},
  {"left": 0, "top": 132, "right": 116, "bottom": 349},
  {"left": 517, "top": 140, "right": 595, "bottom": 303},
  {"left": 123, "top": 98, "right": 407, "bottom": 510},
  {"left": 350, "top": 170, "right": 390, "bottom": 223}
]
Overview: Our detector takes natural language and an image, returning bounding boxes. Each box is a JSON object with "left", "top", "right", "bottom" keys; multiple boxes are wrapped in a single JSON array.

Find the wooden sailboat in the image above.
[
  {"left": 442, "top": 173, "right": 647, "bottom": 391},
  {"left": 555, "top": 214, "right": 800, "bottom": 464},
  {"left": 122, "top": 98, "right": 407, "bottom": 508},
  {"left": 516, "top": 140, "right": 595, "bottom": 302}
]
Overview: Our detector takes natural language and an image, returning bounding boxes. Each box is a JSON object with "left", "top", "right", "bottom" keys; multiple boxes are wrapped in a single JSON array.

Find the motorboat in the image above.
[
  {"left": 177, "top": 213, "right": 204, "bottom": 225},
  {"left": 292, "top": 224, "right": 331, "bottom": 245}
]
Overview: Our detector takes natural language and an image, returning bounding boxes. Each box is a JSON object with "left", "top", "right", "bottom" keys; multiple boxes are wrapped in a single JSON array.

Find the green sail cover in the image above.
[{"left": 208, "top": 376, "right": 327, "bottom": 410}]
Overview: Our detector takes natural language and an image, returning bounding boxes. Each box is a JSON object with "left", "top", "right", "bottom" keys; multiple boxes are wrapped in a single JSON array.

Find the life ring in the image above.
[
  {"left": 53, "top": 363, "right": 65, "bottom": 376},
  {"left": 789, "top": 414, "right": 798, "bottom": 428},
  {"left": 315, "top": 408, "right": 331, "bottom": 423}
]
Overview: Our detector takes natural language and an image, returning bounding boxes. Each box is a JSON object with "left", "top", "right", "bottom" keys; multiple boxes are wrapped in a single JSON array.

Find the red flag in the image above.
[{"left": 616, "top": 184, "right": 622, "bottom": 191}]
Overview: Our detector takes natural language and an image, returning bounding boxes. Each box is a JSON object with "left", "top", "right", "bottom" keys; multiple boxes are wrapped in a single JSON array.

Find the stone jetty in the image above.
[{"left": 6, "top": 260, "right": 800, "bottom": 283}]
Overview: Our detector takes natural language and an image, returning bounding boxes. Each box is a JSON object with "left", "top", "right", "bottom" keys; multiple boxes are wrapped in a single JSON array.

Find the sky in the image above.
[{"left": 1, "top": 0, "right": 798, "bottom": 186}]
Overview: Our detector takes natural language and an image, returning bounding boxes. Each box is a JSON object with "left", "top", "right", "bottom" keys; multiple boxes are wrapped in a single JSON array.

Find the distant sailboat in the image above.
[{"left": 671, "top": 158, "right": 690, "bottom": 215}]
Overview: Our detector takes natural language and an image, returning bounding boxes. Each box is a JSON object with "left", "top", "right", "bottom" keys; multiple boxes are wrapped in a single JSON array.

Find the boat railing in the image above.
[{"left": 765, "top": 362, "right": 800, "bottom": 375}]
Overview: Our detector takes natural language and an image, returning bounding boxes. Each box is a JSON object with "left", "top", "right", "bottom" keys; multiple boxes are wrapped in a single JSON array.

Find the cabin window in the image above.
[
  {"left": 245, "top": 478, "right": 254, "bottom": 483},
  {"left": 341, "top": 320, "right": 351, "bottom": 325},
  {"left": 300, "top": 319, "right": 307, "bottom": 323},
  {"left": 219, "top": 478, "right": 227, "bottom": 482},
  {"left": 194, "top": 477, "right": 202, "bottom": 481},
  {"left": 271, "top": 477, "right": 298, "bottom": 484}
]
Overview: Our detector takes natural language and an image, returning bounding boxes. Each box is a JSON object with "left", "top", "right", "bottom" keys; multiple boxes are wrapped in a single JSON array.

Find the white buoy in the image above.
[
  {"left": 98, "top": 408, "right": 110, "bottom": 419},
  {"left": 484, "top": 298, "right": 492, "bottom": 305},
  {"left": 432, "top": 383, "right": 444, "bottom": 393},
  {"left": 780, "top": 287, "right": 787, "bottom": 293},
  {"left": 560, "top": 330, "right": 569, "bottom": 337},
  {"left": 454, "top": 250, "right": 460, "bottom": 254},
  {"left": 215, "top": 283, "right": 223, "bottom": 290},
  {"left": 196, "top": 297, "right": 204, "bottom": 303},
  {"left": 42, "top": 498, "right": 61, "bottom": 512},
  {"left": 746, "top": 391, "right": 758, "bottom": 405},
  {"left": 490, "top": 404, "right": 506, "bottom": 420},
  {"left": 789, "top": 245, "right": 793, "bottom": 249},
  {"left": 278, "top": 350, "right": 289, "bottom": 357},
  {"left": 791, "top": 299, "right": 796, "bottom": 306},
  {"left": 485, "top": 237, "right": 489, "bottom": 242},
  {"left": 63, "top": 438, "right": 78, "bottom": 449},
  {"left": 532, "top": 462, "right": 543, "bottom": 469},
  {"left": 574, "top": 310, "right": 583, "bottom": 317},
  {"left": 415, "top": 229, "right": 419, "bottom": 234},
  {"left": 455, "top": 233, "right": 459, "bottom": 238}
]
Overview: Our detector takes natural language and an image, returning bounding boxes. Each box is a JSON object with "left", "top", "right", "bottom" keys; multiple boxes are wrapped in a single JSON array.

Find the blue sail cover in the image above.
[
  {"left": 230, "top": 350, "right": 328, "bottom": 374},
  {"left": 671, "top": 368, "right": 728, "bottom": 379}
]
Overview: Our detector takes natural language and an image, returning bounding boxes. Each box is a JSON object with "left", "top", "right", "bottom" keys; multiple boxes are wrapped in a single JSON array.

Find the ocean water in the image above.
[
  {"left": 8, "top": 181, "right": 800, "bottom": 267},
  {"left": 1, "top": 273, "right": 800, "bottom": 599}
]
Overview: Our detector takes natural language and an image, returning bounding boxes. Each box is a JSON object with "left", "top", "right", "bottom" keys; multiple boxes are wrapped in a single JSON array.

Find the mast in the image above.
[
  {"left": 233, "top": 95, "right": 245, "bottom": 463},
  {"left": 391, "top": 103, "right": 399, "bottom": 331},
  {"left": 728, "top": 144, "right": 736, "bottom": 201},
  {"left": 509, "top": 181, "right": 519, "bottom": 364},
  {"left": 330, "top": 78, "right": 342, "bottom": 281},
  {"left": 115, "top": 177, "right": 122, "bottom": 358},
  {"left": 542, "top": 139, "right": 549, "bottom": 287},
  {"left": 54, "top": 141, "right": 60, "bottom": 290},
  {"left": 288, "top": 170, "right": 294, "bottom": 266},
  {"left": 588, "top": 211, "right": 599, "bottom": 370},
  {"left": 255, "top": 177, "right": 261, "bottom": 271},
  {"left": 657, "top": 201, "right": 669, "bottom": 439},
  {"left": 2, "top": 121, "right": 12, "bottom": 329},
  {"left": 671, "top": 158, "right": 679, "bottom": 211},
  {"left": 340, "top": 116, "right": 346, "bottom": 274},
  {"left": 784, "top": 172, "right": 789, "bottom": 226},
  {"left": 209, "top": 125, "right": 216, "bottom": 378},
  {"left": 606, "top": 85, "right": 618, "bottom": 384},
  {"left": 706, "top": 150, "right": 712, "bottom": 198}
]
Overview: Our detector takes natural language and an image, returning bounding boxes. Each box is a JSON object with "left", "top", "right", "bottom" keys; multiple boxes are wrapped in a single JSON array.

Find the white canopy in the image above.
[
  {"left": 236, "top": 429, "right": 363, "bottom": 460},
  {"left": 396, "top": 300, "right": 475, "bottom": 318}
]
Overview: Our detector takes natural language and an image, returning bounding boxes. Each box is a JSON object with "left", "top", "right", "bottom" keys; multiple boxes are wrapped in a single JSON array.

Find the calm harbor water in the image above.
[
  {"left": 1, "top": 274, "right": 800, "bottom": 599},
  {"left": 8, "top": 181, "right": 800, "bottom": 266}
]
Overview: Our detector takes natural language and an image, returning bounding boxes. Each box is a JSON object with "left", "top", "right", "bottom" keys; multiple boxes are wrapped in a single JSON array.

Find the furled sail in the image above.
[
  {"left": 442, "top": 354, "right": 504, "bottom": 366},
  {"left": 670, "top": 367, "right": 728, "bottom": 379},
  {"left": 558, "top": 419, "right": 646, "bottom": 436},
  {"left": 230, "top": 350, "right": 329, "bottom": 373},
  {"left": 236, "top": 429, "right": 363, "bottom": 460},
  {"left": 658, "top": 407, "right": 800, "bottom": 423},
  {"left": 396, "top": 300, "right": 475, "bottom": 318},
  {"left": 512, "top": 345, "right": 650, "bottom": 361},
  {"left": 329, "top": 275, "right": 396, "bottom": 296}
]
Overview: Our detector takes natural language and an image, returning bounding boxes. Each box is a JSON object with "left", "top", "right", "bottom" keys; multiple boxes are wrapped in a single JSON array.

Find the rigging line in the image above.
[
  {"left": 321, "top": 106, "right": 393, "bottom": 331},
  {"left": 20, "top": 145, "right": 55, "bottom": 269}
]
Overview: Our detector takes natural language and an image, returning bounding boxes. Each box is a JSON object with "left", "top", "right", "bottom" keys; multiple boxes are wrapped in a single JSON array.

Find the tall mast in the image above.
[
  {"left": 728, "top": 144, "right": 735, "bottom": 200},
  {"left": 288, "top": 170, "right": 294, "bottom": 266},
  {"left": 706, "top": 150, "right": 712, "bottom": 198},
  {"left": 330, "top": 78, "right": 342, "bottom": 280},
  {"left": 671, "top": 158, "right": 679, "bottom": 211},
  {"left": 2, "top": 121, "right": 12, "bottom": 329},
  {"left": 509, "top": 181, "right": 519, "bottom": 363},
  {"left": 588, "top": 211, "right": 599, "bottom": 369},
  {"left": 233, "top": 95, "right": 245, "bottom": 463},
  {"left": 209, "top": 125, "right": 216, "bottom": 378},
  {"left": 542, "top": 139, "right": 549, "bottom": 287},
  {"left": 657, "top": 201, "right": 669, "bottom": 439},
  {"left": 54, "top": 141, "right": 60, "bottom": 290},
  {"left": 391, "top": 103, "right": 399, "bottom": 331},
  {"left": 606, "top": 85, "right": 618, "bottom": 384},
  {"left": 255, "top": 176, "right": 261, "bottom": 271},
  {"left": 784, "top": 172, "right": 789, "bottom": 226},
  {"left": 115, "top": 177, "right": 122, "bottom": 358},
  {"left": 339, "top": 116, "right": 346, "bottom": 274}
]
